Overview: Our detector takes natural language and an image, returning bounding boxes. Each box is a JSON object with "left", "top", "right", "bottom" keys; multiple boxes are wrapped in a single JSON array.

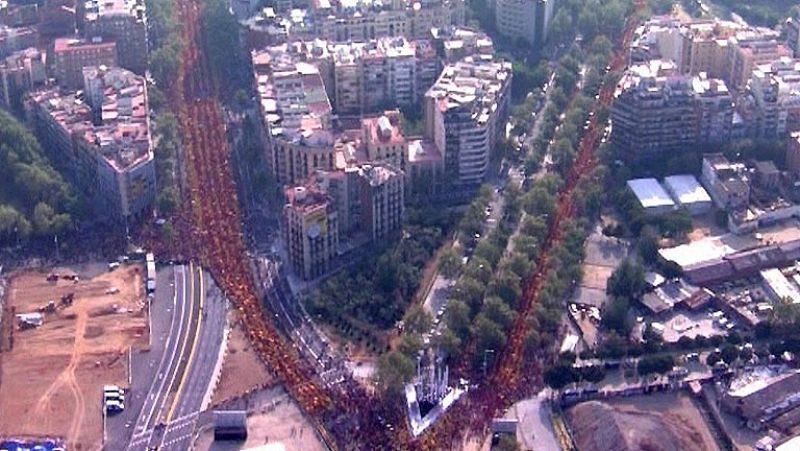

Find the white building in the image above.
[
  {"left": 626, "top": 178, "right": 675, "bottom": 215},
  {"left": 424, "top": 56, "right": 512, "bottom": 185},
  {"left": 663, "top": 174, "right": 712, "bottom": 215}
]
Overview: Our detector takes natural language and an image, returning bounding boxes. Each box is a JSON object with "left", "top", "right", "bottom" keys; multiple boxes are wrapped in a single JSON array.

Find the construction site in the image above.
[{"left": 0, "top": 264, "right": 148, "bottom": 448}]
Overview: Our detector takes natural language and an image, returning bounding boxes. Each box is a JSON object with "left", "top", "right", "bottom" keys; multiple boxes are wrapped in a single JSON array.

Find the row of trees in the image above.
[
  {"left": 0, "top": 109, "right": 81, "bottom": 244},
  {"left": 432, "top": 186, "right": 524, "bottom": 369},
  {"left": 201, "top": 0, "right": 251, "bottom": 101}
]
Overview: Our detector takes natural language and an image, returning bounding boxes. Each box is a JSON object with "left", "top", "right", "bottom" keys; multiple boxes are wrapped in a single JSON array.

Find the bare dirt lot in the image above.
[
  {"left": 0, "top": 264, "right": 148, "bottom": 449},
  {"left": 211, "top": 310, "right": 275, "bottom": 406},
  {"left": 566, "top": 392, "right": 721, "bottom": 451}
]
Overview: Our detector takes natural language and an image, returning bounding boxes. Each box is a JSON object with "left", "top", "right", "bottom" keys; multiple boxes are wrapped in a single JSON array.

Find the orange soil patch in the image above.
[
  {"left": 210, "top": 310, "right": 274, "bottom": 406},
  {"left": 0, "top": 264, "right": 148, "bottom": 449}
]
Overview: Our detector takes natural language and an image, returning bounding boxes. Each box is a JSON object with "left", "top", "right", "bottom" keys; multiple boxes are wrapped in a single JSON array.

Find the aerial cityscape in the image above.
[{"left": 2, "top": 0, "right": 800, "bottom": 449}]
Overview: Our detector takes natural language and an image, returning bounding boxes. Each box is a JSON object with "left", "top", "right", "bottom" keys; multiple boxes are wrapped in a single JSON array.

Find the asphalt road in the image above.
[{"left": 103, "top": 263, "right": 226, "bottom": 451}]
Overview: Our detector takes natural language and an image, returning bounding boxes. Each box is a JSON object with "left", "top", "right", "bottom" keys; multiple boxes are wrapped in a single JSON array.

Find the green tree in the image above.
[
  {"left": 438, "top": 248, "right": 462, "bottom": 279},
  {"left": 607, "top": 260, "right": 646, "bottom": 299},
  {"left": 375, "top": 351, "right": 415, "bottom": 397},
  {"left": 445, "top": 299, "right": 472, "bottom": 338},
  {"left": 720, "top": 344, "right": 740, "bottom": 364},
  {"left": 404, "top": 305, "right": 433, "bottom": 334},
  {"left": 601, "top": 296, "right": 633, "bottom": 336},
  {"left": 157, "top": 188, "right": 179, "bottom": 215},
  {"left": 544, "top": 364, "right": 578, "bottom": 389}
]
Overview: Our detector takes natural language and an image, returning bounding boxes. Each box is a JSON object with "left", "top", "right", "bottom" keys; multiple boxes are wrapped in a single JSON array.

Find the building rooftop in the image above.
[
  {"left": 28, "top": 65, "right": 151, "bottom": 173},
  {"left": 407, "top": 138, "right": 441, "bottom": 163},
  {"left": 253, "top": 45, "right": 333, "bottom": 139},
  {"left": 627, "top": 178, "right": 675, "bottom": 210},
  {"left": 357, "top": 163, "right": 402, "bottom": 186},
  {"left": 426, "top": 56, "right": 511, "bottom": 123},
  {"left": 363, "top": 111, "right": 406, "bottom": 146},
  {"left": 0, "top": 46, "right": 43, "bottom": 70},
  {"left": 664, "top": 174, "right": 711, "bottom": 205},
  {"left": 726, "top": 370, "right": 800, "bottom": 422},
  {"left": 83, "top": 0, "right": 145, "bottom": 21},
  {"left": 53, "top": 36, "right": 115, "bottom": 53},
  {"left": 285, "top": 182, "right": 332, "bottom": 215},
  {"left": 761, "top": 268, "right": 800, "bottom": 303}
]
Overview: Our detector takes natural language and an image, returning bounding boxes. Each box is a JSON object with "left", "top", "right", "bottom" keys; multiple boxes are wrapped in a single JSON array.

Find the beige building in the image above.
[
  {"left": 0, "top": 47, "right": 46, "bottom": 110},
  {"left": 356, "top": 163, "right": 404, "bottom": 241},
  {"left": 314, "top": 0, "right": 465, "bottom": 42},
  {"left": 283, "top": 183, "right": 339, "bottom": 280},
  {"left": 82, "top": 0, "right": 147, "bottom": 74},
  {"left": 727, "top": 33, "right": 792, "bottom": 91},
  {"left": 53, "top": 36, "right": 117, "bottom": 89},
  {"left": 26, "top": 65, "right": 155, "bottom": 224}
]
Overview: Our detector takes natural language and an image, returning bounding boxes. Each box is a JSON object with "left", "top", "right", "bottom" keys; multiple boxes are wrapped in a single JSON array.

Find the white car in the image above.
[{"left": 105, "top": 399, "right": 125, "bottom": 412}]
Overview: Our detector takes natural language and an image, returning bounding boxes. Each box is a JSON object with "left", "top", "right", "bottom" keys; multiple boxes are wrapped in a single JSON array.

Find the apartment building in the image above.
[
  {"left": 357, "top": 163, "right": 404, "bottom": 241},
  {"left": 53, "top": 36, "right": 117, "bottom": 89},
  {"left": 700, "top": 153, "right": 750, "bottom": 211},
  {"left": 430, "top": 26, "right": 494, "bottom": 64},
  {"left": 742, "top": 58, "right": 800, "bottom": 138},
  {"left": 0, "top": 25, "right": 37, "bottom": 58},
  {"left": 788, "top": 10, "right": 800, "bottom": 58},
  {"left": 629, "top": 18, "right": 792, "bottom": 93},
  {"left": 82, "top": 0, "right": 147, "bottom": 74},
  {"left": 787, "top": 132, "right": 800, "bottom": 175},
  {"left": 424, "top": 56, "right": 511, "bottom": 185},
  {"left": 330, "top": 37, "right": 430, "bottom": 115},
  {"left": 0, "top": 47, "right": 46, "bottom": 111},
  {"left": 313, "top": 0, "right": 465, "bottom": 42},
  {"left": 610, "top": 60, "right": 733, "bottom": 163},
  {"left": 495, "top": 0, "right": 554, "bottom": 45},
  {"left": 26, "top": 66, "right": 155, "bottom": 224},
  {"left": 253, "top": 46, "right": 337, "bottom": 186},
  {"left": 727, "top": 32, "right": 792, "bottom": 91},
  {"left": 283, "top": 183, "right": 339, "bottom": 280},
  {"left": 40, "top": 0, "right": 78, "bottom": 38}
]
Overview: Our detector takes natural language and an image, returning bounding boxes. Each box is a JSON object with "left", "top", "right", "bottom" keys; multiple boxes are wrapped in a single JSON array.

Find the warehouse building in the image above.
[
  {"left": 761, "top": 268, "right": 800, "bottom": 304},
  {"left": 663, "top": 174, "right": 712, "bottom": 215},
  {"left": 627, "top": 178, "right": 675, "bottom": 215}
]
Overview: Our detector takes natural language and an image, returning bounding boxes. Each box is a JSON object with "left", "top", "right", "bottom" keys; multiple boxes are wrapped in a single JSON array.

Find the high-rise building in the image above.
[
  {"left": 742, "top": 57, "right": 800, "bottom": 138},
  {"left": 786, "top": 10, "right": 800, "bottom": 58},
  {"left": 283, "top": 183, "right": 339, "bottom": 280},
  {"left": 0, "top": 25, "right": 37, "bottom": 58},
  {"left": 53, "top": 36, "right": 117, "bottom": 89},
  {"left": 82, "top": 0, "right": 147, "bottom": 74},
  {"left": 26, "top": 66, "right": 155, "bottom": 224},
  {"left": 313, "top": 0, "right": 465, "bottom": 43},
  {"left": 611, "top": 61, "right": 733, "bottom": 163},
  {"left": 726, "top": 31, "right": 791, "bottom": 91},
  {"left": 787, "top": 132, "right": 800, "bottom": 175},
  {"left": 253, "top": 47, "right": 336, "bottom": 186},
  {"left": 356, "top": 163, "right": 404, "bottom": 241},
  {"left": 495, "top": 0, "right": 553, "bottom": 45},
  {"left": 0, "top": 47, "right": 46, "bottom": 111},
  {"left": 424, "top": 56, "right": 512, "bottom": 185},
  {"left": 430, "top": 26, "right": 494, "bottom": 64},
  {"left": 330, "top": 37, "right": 426, "bottom": 115}
]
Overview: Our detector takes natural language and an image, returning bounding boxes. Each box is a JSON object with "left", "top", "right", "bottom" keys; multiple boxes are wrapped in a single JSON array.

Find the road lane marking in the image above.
[
  {"left": 157, "top": 261, "right": 196, "bottom": 427},
  {"left": 127, "top": 264, "right": 186, "bottom": 450},
  {"left": 164, "top": 266, "right": 205, "bottom": 425}
]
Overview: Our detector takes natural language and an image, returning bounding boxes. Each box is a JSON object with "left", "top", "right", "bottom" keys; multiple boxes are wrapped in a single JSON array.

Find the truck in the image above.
[{"left": 146, "top": 252, "right": 156, "bottom": 293}]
